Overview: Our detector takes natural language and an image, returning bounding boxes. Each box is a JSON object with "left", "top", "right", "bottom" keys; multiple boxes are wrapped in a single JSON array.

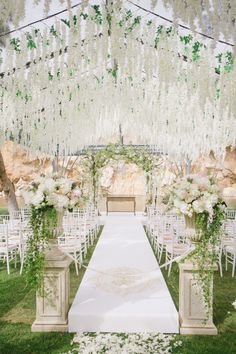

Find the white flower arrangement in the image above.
[
  {"left": 158, "top": 174, "right": 223, "bottom": 218},
  {"left": 22, "top": 175, "right": 82, "bottom": 211}
]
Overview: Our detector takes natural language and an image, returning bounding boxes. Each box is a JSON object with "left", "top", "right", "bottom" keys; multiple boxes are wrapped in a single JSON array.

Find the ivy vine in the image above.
[
  {"left": 186, "top": 204, "right": 225, "bottom": 315},
  {"left": 25, "top": 206, "right": 58, "bottom": 291}
]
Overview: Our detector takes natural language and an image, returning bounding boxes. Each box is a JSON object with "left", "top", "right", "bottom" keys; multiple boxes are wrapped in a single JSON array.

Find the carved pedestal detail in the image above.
[
  {"left": 179, "top": 262, "right": 217, "bottom": 335},
  {"left": 31, "top": 241, "right": 72, "bottom": 332}
]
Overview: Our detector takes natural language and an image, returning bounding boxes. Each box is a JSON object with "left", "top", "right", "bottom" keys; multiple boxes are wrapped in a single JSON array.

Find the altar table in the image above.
[{"left": 106, "top": 196, "right": 136, "bottom": 215}]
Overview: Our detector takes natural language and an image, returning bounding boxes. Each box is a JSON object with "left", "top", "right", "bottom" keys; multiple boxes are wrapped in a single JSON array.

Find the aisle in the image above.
[{"left": 68, "top": 213, "right": 179, "bottom": 333}]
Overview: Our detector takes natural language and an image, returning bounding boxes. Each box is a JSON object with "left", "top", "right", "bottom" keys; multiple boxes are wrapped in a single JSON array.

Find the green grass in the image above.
[
  {"left": 0, "top": 226, "right": 103, "bottom": 354},
  {"left": 0, "top": 207, "right": 9, "bottom": 216},
  {"left": 146, "top": 228, "right": 236, "bottom": 354},
  {"left": 1, "top": 225, "right": 236, "bottom": 354},
  {"left": 160, "top": 262, "right": 236, "bottom": 354}
]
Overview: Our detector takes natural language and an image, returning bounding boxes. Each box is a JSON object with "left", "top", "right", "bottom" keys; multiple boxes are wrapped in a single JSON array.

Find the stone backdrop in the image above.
[{"left": 1, "top": 141, "right": 236, "bottom": 209}]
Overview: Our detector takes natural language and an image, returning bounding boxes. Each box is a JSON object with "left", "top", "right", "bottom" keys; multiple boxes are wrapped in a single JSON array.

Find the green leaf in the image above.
[
  {"left": 10, "top": 37, "right": 21, "bottom": 53},
  {"left": 26, "top": 33, "right": 37, "bottom": 49},
  {"left": 61, "top": 18, "right": 70, "bottom": 28},
  {"left": 91, "top": 5, "right": 103, "bottom": 25},
  {"left": 50, "top": 25, "right": 58, "bottom": 37},
  {"left": 48, "top": 71, "right": 53, "bottom": 81},
  {"left": 80, "top": 12, "right": 88, "bottom": 20}
]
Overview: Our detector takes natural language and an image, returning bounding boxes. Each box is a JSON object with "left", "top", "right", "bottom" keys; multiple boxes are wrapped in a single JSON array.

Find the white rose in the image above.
[
  {"left": 22, "top": 190, "right": 34, "bottom": 205},
  {"left": 232, "top": 300, "right": 236, "bottom": 309},
  {"left": 38, "top": 178, "right": 56, "bottom": 194},
  {"left": 208, "top": 193, "right": 219, "bottom": 206},
  {"left": 46, "top": 192, "right": 58, "bottom": 207},
  {"left": 192, "top": 200, "right": 205, "bottom": 213},
  {"left": 175, "top": 189, "right": 187, "bottom": 200},
  {"left": 56, "top": 195, "right": 69, "bottom": 209},
  {"left": 56, "top": 178, "right": 73, "bottom": 194},
  {"left": 31, "top": 191, "right": 45, "bottom": 207}
]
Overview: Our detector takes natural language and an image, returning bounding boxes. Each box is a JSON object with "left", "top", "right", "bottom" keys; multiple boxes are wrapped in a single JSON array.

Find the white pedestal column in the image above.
[
  {"left": 31, "top": 241, "right": 72, "bottom": 332},
  {"left": 179, "top": 261, "right": 217, "bottom": 335}
]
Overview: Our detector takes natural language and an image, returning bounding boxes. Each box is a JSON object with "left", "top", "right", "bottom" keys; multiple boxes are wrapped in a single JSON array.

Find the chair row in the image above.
[
  {"left": 146, "top": 206, "right": 236, "bottom": 277},
  {"left": 0, "top": 205, "right": 99, "bottom": 275}
]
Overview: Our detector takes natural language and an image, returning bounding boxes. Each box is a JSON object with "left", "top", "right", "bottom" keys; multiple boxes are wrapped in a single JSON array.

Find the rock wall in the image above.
[
  {"left": 1, "top": 141, "right": 236, "bottom": 201},
  {"left": 192, "top": 147, "right": 236, "bottom": 190}
]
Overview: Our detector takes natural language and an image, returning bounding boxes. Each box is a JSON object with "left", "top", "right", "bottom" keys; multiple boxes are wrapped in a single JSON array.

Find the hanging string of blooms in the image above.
[{"left": 0, "top": 1, "right": 235, "bottom": 162}]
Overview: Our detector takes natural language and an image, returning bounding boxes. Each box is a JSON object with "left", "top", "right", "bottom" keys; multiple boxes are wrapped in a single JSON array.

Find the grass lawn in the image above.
[
  {"left": 0, "top": 226, "right": 103, "bottom": 354},
  {"left": 150, "top": 230, "right": 236, "bottom": 354},
  {"left": 0, "top": 223, "right": 236, "bottom": 354},
  {"left": 161, "top": 262, "right": 236, "bottom": 354}
]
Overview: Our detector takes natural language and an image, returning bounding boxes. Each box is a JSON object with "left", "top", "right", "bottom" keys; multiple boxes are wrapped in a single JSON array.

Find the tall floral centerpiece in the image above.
[
  {"left": 158, "top": 174, "right": 225, "bottom": 310},
  {"left": 22, "top": 175, "right": 82, "bottom": 290}
]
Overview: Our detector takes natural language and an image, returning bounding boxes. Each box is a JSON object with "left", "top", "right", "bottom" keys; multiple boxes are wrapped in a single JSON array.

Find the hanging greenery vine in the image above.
[
  {"left": 193, "top": 205, "right": 225, "bottom": 313},
  {"left": 25, "top": 206, "right": 58, "bottom": 291}
]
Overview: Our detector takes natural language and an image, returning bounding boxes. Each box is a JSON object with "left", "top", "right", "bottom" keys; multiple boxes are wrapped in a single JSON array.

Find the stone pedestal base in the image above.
[
  {"left": 31, "top": 241, "right": 72, "bottom": 332},
  {"left": 179, "top": 261, "right": 217, "bottom": 336}
]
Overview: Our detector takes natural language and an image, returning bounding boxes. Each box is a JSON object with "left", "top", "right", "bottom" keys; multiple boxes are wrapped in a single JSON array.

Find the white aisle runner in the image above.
[{"left": 68, "top": 213, "right": 179, "bottom": 333}]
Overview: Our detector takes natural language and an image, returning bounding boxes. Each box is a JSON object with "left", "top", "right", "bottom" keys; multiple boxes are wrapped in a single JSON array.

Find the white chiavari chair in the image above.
[
  {"left": 223, "top": 220, "right": 236, "bottom": 276},
  {"left": 0, "top": 224, "right": 18, "bottom": 274},
  {"left": 225, "top": 209, "right": 236, "bottom": 220},
  {"left": 165, "top": 222, "right": 190, "bottom": 276}
]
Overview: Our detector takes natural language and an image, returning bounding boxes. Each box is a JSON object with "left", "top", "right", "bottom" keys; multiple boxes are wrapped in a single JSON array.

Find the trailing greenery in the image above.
[
  {"left": 93, "top": 144, "right": 155, "bottom": 172},
  {"left": 24, "top": 206, "right": 58, "bottom": 291},
  {"left": 191, "top": 205, "right": 226, "bottom": 313}
]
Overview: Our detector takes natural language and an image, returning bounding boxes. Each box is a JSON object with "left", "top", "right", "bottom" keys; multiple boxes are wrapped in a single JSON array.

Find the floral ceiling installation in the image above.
[{"left": 0, "top": 1, "right": 235, "bottom": 160}]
